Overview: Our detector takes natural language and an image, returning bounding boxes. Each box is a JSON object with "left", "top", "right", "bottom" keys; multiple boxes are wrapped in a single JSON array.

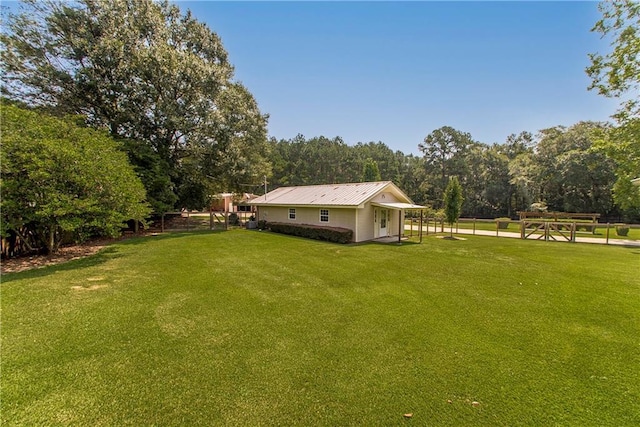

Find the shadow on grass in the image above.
[
  {"left": 1, "top": 230, "right": 227, "bottom": 283},
  {"left": 1, "top": 247, "right": 123, "bottom": 283},
  {"left": 350, "top": 238, "right": 422, "bottom": 247}
]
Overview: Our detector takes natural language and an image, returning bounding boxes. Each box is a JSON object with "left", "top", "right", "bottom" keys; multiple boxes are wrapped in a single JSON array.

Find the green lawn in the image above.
[{"left": 2, "top": 230, "right": 639, "bottom": 426}]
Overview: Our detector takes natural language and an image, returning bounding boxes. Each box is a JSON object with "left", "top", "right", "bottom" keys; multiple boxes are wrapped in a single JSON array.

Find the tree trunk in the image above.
[{"left": 48, "top": 226, "right": 56, "bottom": 254}]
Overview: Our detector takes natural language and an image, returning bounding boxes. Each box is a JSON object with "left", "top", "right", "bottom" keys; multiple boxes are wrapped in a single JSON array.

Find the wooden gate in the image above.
[{"left": 520, "top": 221, "right": 576, "bottom": 242}]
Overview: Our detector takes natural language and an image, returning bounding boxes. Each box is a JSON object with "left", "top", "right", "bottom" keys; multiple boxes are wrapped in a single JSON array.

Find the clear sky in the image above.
[
  {"left": 174, "top": 0, "right": 617, "bottom": 155},
  {"left": 3, "top": 0, "right": 619, "bottom": 154}
]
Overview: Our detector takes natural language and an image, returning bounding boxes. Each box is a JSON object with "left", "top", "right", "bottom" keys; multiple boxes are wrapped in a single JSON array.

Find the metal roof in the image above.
[{"left": 249, "top": 181, "right": 415, "bottom": 207}]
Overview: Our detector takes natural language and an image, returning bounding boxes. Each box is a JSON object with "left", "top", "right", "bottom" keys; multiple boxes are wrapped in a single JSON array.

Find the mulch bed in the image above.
[
  {"left": 1, "top": 242, "right": 107, "bottom": 274},
  {"left": 0, "top": 232, "right": 157, "bottom": 275}
]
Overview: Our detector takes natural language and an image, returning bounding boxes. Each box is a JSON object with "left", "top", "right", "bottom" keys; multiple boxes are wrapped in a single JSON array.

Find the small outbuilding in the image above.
[{"left": 249, "top": 181, "right": 425, "bottom": 243}]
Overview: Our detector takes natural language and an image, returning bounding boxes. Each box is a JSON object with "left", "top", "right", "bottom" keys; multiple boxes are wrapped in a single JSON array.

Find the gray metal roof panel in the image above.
[{"left": 250, "top": 181, "right": 398, "bottom": 206}]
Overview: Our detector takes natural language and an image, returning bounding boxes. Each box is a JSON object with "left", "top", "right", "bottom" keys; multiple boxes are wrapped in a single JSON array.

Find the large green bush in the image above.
[
  {"left": 1, "top": 103, "right": 150, "bottom": 254},
  {"left": 615, "top": 224, "right": 630, "bottom": 237},
  {"left": 268, "top": 222, "right": 353, "bottom": 244}
]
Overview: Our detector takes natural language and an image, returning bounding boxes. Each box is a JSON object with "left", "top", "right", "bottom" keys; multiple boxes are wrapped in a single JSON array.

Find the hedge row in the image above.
[{"left": 267, "top": 222, "right": 353, "bottom": 244}]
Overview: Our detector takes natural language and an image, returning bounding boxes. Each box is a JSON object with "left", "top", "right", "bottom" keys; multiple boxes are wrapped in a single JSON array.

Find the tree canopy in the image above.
[
  {"left": 1, "top": 103, "right": 150, "bottom": 254},
  {"left": 443, "top": 177, "right": 464, "bottom": 236},
  {"left": 362, "top": 158, "right": 382, "bottom": 182},
  {"left": 1, "top": 0, "right": 270, "bottom": 210},
  {"left": 587, "top": 0, "right": 640, "bottom": 214}
]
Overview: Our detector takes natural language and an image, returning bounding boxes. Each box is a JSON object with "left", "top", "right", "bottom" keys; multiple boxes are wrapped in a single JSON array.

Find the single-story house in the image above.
[
  {"left": 210, "top": 193, "right": 258, "bottom": 213},
  {"left": 249, "top": 181, "right": 425, "bottom": 242}
]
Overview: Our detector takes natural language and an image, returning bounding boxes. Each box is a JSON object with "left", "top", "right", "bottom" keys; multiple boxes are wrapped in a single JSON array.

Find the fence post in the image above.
[
  {"left": 473, "top": 218, "right": 476, "bottom": 235},
  {"left": 571, "top": 222, "right": 576, "bottom": 242},
  {"left": 161, "top": 213, "right": 165, "bottom": 233},
  {"left": 606, "top": 222, "right": 610, "bottom": 244},
  {"left": 496, "top": 221, "right": 499, "bottom": 237},
  {"left": 520, "top": 221, "right": 524, "bottom": 239},
  {"left": 545, "top": 222, "right": 549, "bottom": 241}
]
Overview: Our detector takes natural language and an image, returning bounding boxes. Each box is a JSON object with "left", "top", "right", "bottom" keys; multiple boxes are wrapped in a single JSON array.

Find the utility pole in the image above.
[{"left": 264, "top": 175, "right": 267, "bottom": 201}]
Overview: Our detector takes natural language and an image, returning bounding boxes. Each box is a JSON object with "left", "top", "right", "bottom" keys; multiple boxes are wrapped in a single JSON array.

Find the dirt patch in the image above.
[
  {"left": 71, "top": 284, "right": 108, "bottom": 291},
  {"left": 1, "top": 242, "right": 107, "bottom": 274},
  {"left": 437, "top": 236, "right": 467, "bottom": 241}
]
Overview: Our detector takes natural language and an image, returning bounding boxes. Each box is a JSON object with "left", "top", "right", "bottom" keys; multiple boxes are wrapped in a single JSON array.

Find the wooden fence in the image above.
[{"left": 404, "top": 217, "right": 634, "bottom": 244}]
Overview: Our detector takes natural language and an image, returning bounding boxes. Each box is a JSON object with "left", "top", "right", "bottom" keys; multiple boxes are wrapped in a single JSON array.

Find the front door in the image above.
[{"left": 379, "top": 209, "right": 388, "bottom": 237}]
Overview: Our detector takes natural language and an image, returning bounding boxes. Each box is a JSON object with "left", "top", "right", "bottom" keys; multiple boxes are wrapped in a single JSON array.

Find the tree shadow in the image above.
[
  {"left": 1, "top": 230, "right": 226, "bottom": 283},
  {"left": 1, "top": 247, "right": 123, "bottom": 283}
]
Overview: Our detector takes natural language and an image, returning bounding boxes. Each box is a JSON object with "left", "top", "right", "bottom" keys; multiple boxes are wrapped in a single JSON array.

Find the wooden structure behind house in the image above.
[
  {"left": 249, "top": 181, "right": 424, "bottom": 243},
  {"left": 210, "top": 193, "right": 257, "bottom": 213}
]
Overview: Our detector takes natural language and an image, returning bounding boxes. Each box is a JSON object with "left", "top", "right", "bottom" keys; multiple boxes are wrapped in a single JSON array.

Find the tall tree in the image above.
[
  {"left": 587, "top": 0, "right": 640, "bottom": 215},
  {"left": 522, "top": 122, "right": 616, "bottom": 215},
  {"left": 361, "top": 158, "right": 382, "bottom": 182},
  {"left": 1, "top": 0, "right": 270, "bottom": 210},
  {"left": 443, "top": 176, "right": 464, "bottom": 237},
  {"left": 419, "top": 126, "right": 475, "bottom": 207},
  {"left": 1, "top": 103, "right": 150, "bottom": 254},
  {"left": 480, "top": 145, "right": 512, "bottom": 217}
]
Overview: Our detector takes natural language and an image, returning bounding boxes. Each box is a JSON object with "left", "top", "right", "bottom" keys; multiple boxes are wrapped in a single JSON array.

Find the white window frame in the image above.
[
  {"left": 289, "top": 208, "right": 296, "bottom": 220},
  {"left": 320, "top": 209, "right": 329, "bottom": 223}
]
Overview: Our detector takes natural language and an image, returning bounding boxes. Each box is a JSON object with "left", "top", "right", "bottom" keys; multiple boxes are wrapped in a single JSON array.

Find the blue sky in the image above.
[
  {"left": 175, "top": 0, "right": 617, "bottom": 154},
  {"left": 3, "top": 0, "right": 618, "bottom": 154}
]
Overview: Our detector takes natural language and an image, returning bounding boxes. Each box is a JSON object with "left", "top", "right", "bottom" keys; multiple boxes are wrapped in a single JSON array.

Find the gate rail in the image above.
[{"left": 520, "top": 221, "right": 576, "bottom": 242}]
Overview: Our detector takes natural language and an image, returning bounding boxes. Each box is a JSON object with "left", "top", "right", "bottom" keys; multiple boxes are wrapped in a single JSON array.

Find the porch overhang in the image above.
[{"left": 371, "top": 202, "right": 426, "bottom": 210}]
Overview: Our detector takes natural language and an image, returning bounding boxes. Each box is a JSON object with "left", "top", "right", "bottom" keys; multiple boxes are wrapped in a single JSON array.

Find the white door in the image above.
[{"left": 379, "top": 209, "right": 388, "bottom": 237}]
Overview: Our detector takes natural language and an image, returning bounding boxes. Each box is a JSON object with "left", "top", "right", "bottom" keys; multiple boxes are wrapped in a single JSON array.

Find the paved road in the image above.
[{"left": 404, "top": 225, "right": 640, "bottom": 247}]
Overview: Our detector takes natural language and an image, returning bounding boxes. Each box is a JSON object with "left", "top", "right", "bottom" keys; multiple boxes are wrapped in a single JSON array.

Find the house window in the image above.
[
  {"left": 320, "top": 209, "right": 329, "bottom": 222},
  {"left": 289, "top": 208, "right": 296, "bottom": 220}
]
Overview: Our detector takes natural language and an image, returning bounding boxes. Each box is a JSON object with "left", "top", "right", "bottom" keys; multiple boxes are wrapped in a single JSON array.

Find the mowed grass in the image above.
[{"left": 2, "top": 231, "right": 639, "bottom": 426}]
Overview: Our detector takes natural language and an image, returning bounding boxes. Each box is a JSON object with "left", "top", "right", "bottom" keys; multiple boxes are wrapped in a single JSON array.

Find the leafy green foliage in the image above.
[
  {"left": 419, "top": 126, "right": 476, "bottom": 205},
  {"left": 265, "top": 126, "right": 623, "bottom": 220},
  {"left": 443, "top": 176, "right": 464, "bottom": 234},
  {"left": 615, "top": 223, "right": 630, "bottom": 236},
  {"left": 0, "top": 103, "right": 150, "bottom": 253},
  {"left": 536, "top": 122, "right": 616, "bottom": 213},
  {"left": 587, "top": 0, "right": 640, "bottom": 215},
  {"left": 361, "top": 158, "right": 382, "bottom": 182},
  {"left": 1, "top": 0, "right": 270, "bottom": 209},
  {"left": 268, "top": 222, "right": 353, "bottom": 243},
  {"left": 121, "top": 138, "right": 177, "bottom": 214},
  {"left": 587, "top": 0, "right": 640, "bottom": 119}
]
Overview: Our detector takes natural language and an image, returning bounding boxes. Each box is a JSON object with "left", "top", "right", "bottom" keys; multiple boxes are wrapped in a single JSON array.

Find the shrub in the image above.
[
  {"left": 257, "top": 220, "right": 268, "bottom": 230},
  {"left": 496, "top": 218, "right": 510, "bottom": 229},
  {"left": 268, "top": 222, "right": 353, "bottom": 244},
  {"left": 1, "top": 104, "right": 150, "bottom": 255},
  {"left": 228, "top": 213, "right": 240, "bottom": 226},
  {"left": 615, "top": 224, "right": 630, "bottom": 237},
  {"left": 576, "top": 223, "right": 596, "bottom": 233}
]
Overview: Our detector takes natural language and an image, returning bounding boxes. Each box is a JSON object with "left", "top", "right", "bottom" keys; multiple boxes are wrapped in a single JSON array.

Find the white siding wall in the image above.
[
  {"left": 256, "top": 196, "right": 405, "bottom": 243},
  {"left": 370, "top": 192, "right": 400, "bottom": 204},
  {"left": 257, "top": 206, "right": 357, "bottom": 235},
  {"left": 356, "top": 204, "right": 375, "bottom": 242}
]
